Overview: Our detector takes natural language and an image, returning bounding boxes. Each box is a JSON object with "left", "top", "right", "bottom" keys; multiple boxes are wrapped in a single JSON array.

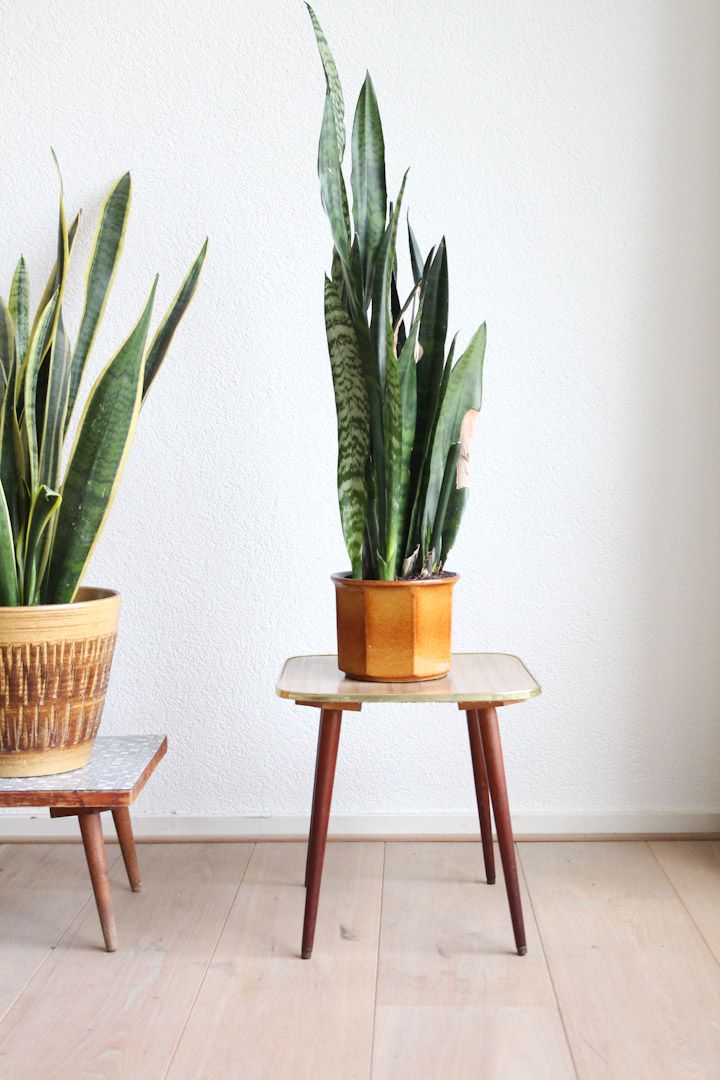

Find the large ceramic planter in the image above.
[
  {"left": 0, "top": 587, "right": 121, "bottom": 778},
  {"left": 333, "top": 572, "right": 458, "bottom": 682}
]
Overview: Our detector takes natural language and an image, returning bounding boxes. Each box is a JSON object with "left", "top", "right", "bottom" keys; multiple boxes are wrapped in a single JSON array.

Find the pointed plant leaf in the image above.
[
  {"left": 39, "top": 313, "right": 71, "bottom": 489},
  {"left": 318, "top": 92, "right": 352, "bottom": 272},
  {"left": 22, "top": 484, "right": 61, "bottom": 604},
  {"left": 65, "top": 172, "right": 132, "bottom": 434},
  {"left": 0, "top": 482, "right": 18, "bottom": 605},
  {"left": 370, "top": 172, "right": 407, "bottom": 389},
  {"left": 9, "top": 258, "right": 29, "bottom": 370},
  {"left": 31, "top": 211, "right": 80, "bottom": 342},
  {"left": 423, "top": 322, "right": 485, "bottom": 535},
  {"left": 44, "top": 279, "right": 157, "bottom": 604},
  {"left": 0, "top": 303, "right": 21, "bottom": 540},
  {"left": 351, "top": 73, "right": 386, "bottom": 300},
  {"left": 429, "top": 441, "right": 461, "bottom": 564},
  {"left": 143, "top": 238, "right": 208, "bottom": 401},
  {"left": 325, "top": 269, "right": 369, "bottom": 578},
  {"left": 23, "top": 289, "right": 60, "bottom": 497},
  {"left": 408, "top": 220, "right": 424, "bottom": 285},
  {"left": 307, "top": 4, "right": 345, "bottom": 161}
]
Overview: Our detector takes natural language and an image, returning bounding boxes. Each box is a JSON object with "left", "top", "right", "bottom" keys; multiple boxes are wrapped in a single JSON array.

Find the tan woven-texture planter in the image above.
[{"left": 0, "top": 587, "right": 121, "bottom": 777}]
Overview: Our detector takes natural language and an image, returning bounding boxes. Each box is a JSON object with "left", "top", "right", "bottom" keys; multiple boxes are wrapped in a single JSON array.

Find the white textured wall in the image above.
[{"left": 1, "top": 0, "right": 719, "bottom": 829}]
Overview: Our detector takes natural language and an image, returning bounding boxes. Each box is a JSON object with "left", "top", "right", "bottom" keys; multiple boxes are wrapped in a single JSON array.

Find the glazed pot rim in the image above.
[
  {"left": 332, "top": 571, "right": 458, "bottom": 587},
  {"left": 0, "top": 585, "right": 120, "bottom": 614}
]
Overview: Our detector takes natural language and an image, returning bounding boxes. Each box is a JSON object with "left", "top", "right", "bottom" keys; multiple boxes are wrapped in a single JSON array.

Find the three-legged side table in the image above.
[
  {"left": 276, "top": 653, "right": 541, "bottom": 959},
  {"left": 0, "top": 735, "right": 167, "bottom": 952}
]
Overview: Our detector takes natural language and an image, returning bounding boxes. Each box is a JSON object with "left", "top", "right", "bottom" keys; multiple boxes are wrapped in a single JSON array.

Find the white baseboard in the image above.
[{"left": 0, "top": 810, "right": 718, "bottom": 840}]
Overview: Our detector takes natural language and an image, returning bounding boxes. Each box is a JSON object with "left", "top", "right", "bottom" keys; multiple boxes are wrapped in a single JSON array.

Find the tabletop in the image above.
[
  {"left": 0, "top": 735, "right": 168, "bottom": 808},
  {"left": 276, "top": 653, "right": 541, "bottom": 705}
]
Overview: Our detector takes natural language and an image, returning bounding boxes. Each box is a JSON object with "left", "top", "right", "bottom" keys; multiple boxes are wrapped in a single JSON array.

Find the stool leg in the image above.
[
  {"left": 305, "top": 723, "right": 323, "bottom": 888},
  {"left": 466, "top": 709, "right": 496, "bottom": 884},
  {"left": 78, "top": 810, "right": 118, "bottom": 952},
  {"left": 112, "top": 807, "right": 142, "bottom": 892},
  {"left": 302, "top": 708, "right": 342, "bottom": 959},
  {"left": 477, "top": 706, "right": 527, "bottom": 956}
]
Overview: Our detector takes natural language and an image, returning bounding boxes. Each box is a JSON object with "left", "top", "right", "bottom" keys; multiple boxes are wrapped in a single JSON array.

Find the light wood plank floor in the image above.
[{"left": 0, "top": 840, "right": 718, "bottom": 1079}]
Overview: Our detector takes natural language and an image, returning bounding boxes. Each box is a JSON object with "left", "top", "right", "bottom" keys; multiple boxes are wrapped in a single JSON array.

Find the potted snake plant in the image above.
[
  {"left": 0, "top": 159, "right": 206, "bottom": 776},
  {"left": 308, "top": 7, "right": 486, "bottom": 681}
]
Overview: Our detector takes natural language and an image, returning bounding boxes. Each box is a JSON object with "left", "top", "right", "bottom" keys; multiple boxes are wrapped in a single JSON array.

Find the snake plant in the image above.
[
  {"left": 0, "top": 159, "right": 206, "bottom": 605},
  {"left": 308, "top": 6, "right": 486, "bottom": 581}
]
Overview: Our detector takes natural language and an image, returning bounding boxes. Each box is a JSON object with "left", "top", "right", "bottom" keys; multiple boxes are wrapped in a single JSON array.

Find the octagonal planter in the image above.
[{"left": 332, "top": 572, "right": 458, "bottom": 682}]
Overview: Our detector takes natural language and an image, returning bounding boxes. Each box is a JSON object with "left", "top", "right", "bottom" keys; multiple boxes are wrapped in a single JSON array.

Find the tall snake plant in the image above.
[
  {"left": 309, "top": 6, "right": 486, "bottom": 581},
  {"left": 0, "top": 159, "right": 206, "bottom": 605}
]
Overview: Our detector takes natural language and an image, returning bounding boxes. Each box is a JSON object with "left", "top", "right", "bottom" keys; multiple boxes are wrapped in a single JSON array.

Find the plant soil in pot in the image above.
[
  {"left": 307, "top": 10, "right": 486, "bottom": 681},
  {"left": 0, "top": 161, "right": 205, "bottom": 775}
]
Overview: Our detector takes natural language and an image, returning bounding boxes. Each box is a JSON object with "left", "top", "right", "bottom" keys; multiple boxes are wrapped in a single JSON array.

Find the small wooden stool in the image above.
[
  {"left": 277, "top": 653, "right": 540, "bottom": 959},
  {"left": 0, "top": 735, "right": 167, "bottom": 951}
]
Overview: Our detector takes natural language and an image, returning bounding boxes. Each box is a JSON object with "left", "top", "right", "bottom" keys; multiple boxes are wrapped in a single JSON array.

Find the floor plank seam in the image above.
[
  {"left": 161, "top": 842, "right": 256, "bottom": 1080},
  {"left": 368, "top": 841, "right": 387, "bottom": 1080},
  {"left": 0, "top": 850, "right": 123, "bottom": 1032},
  {"left": 517, "top": 843, "right": 581, "bottom": 1080},
  {"left": 645, "top": 841, "right": 720, "bottom": 971}
]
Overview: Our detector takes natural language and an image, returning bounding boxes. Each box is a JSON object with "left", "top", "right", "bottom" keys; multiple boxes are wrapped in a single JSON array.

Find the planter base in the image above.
[
  {"left": 0, "top": 739, "right": 94, "bottom": 779},
  {"left": 342, "top": 670, "right": 449, "bottom": 683}
]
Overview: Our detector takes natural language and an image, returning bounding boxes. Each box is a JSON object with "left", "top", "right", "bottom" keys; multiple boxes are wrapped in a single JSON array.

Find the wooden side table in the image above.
[
  {"left": 0, "top": 735, "right": 167, "bottom": 952},
  {"left": 277, "top": 653, "right": 540, "bottom": 959}
]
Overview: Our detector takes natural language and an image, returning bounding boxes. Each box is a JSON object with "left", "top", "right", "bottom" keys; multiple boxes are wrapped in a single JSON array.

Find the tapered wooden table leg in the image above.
[
  {"left": 112, "top": 807, "right": 142, "bottom": 892},
  {"left": 466, "top": 710, "right": 495, "bottom": 884},
  {"left": 477, "top": 706, "right": 527, "bottom": 955},
  {"left": 78, "top": 810, "right": 118, "bottom": 952},
  {"left": 305, "top": 723, "right": 323, "bottom": 888},
  {"left": 302, "top": 708, "right": 342, "bottom": 959}
]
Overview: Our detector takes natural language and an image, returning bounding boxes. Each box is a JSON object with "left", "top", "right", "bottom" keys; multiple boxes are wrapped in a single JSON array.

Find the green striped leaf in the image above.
[
  {"left": 408, "top": 220, "right": 424, "bottom": 285},
  {"left": 423, "top": 322, "right": 485, "bottom": 535},
  {"left": 9, "top": 258, "right": 29, "bottom": 369},
  {"left": 65, "top": 172, "right": 131, "bottom": 434},
  {"left": 23, "top": 290, "right": 60, "bottom": 497},
  {"left": 377, "top": 179, "right": 408, "bottom": 575},
  {"left": 44, "top": 279, "right": 156, "bottom": 604},
  {"left": 307, "top": 4, "right": 345, "bottom": 162},
  {"left": 325, "top": 267, "right": 369, "bottom": 578},
  {"left": 39, "top": 313, "right": 71, "bottom": 489},
  {"left": 351, "top": 73, "right": 386, "bottom": 301},
  {"left": 371, "top": 172, "right": 407, "bottom": 388},
  {"left": 143, "top": 238, "right": 208, "bottom": 401},
  {"left": 31, "top": 211, "right": 79, "bottom": 343},
  {"left": 22, "top": 484, "right": 61, "bottom": 605},
  {"left": 429, "top": 441, "right": 461, "bottom": 563},
  {"left": 440, "top": 483, "right": 468, "bottom": 567},
  {"left": 0, "top": 302, "right": 21, "bottom": 541},
  {"left": 0, "top": 482, "right": 18, "bottom": 605},
  {"left": 318, "top": 92, "right": 351, "bottom": 271}
]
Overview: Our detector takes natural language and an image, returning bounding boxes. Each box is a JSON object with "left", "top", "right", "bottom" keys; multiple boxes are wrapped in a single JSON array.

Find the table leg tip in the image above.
[
  {"left": 301, "top": 948, "right": 313, "bottom": 960},
  {"left": 131, "top": 883, "right": 142, "bottom": 893},
  {"left": 517, "top": 945, "right": 528, "bottom": 956},
  {"left": 487, "top": 876, "right": 496, "bottom": 885}
]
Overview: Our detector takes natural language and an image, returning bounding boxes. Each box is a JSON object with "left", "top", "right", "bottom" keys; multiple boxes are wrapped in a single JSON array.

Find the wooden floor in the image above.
[{"left": 1, "top": 840, "right": 719, "bottom": 1079}]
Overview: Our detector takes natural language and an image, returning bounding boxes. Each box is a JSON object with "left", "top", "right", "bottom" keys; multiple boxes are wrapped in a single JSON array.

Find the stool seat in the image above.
[{"left": 277, "top": 651, "right": 540, "bottom": 705}]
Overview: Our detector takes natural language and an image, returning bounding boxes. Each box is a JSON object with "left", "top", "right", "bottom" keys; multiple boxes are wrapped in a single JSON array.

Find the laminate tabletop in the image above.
[
  {"left": 0, "top": 735, "right": 168, "bottom": 808},
  {"left": 276, "top": 653, "right": 541, "bottom": 705}
]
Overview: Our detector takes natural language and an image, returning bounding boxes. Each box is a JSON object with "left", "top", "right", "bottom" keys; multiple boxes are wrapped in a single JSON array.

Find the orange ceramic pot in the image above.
[{"left": 332, "top": 572, "right": 458, "bottom": 682}]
